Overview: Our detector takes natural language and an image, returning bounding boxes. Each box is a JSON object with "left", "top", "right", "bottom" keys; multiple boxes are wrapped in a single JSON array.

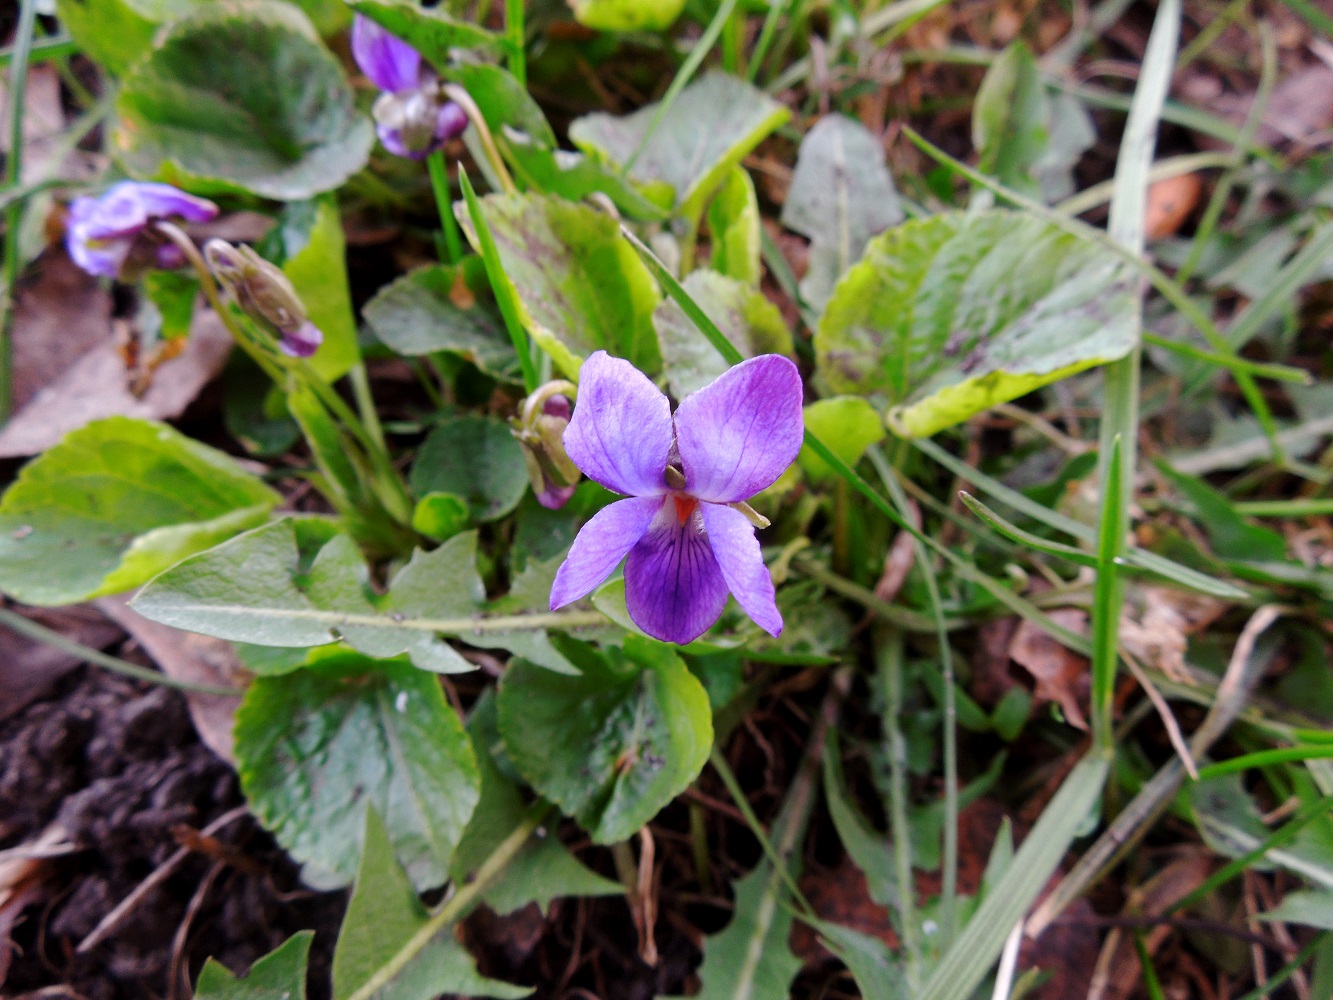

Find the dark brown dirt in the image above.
[{"left": 0, "top": 666, "right": 346, "bottom": 1000}]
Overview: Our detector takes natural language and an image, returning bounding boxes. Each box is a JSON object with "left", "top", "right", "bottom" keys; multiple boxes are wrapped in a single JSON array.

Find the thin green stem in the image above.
[
  {"left": 1197, "top": 746, "right": 1333, "bottom": 781},
  {"left": 746, "top": 0, "right": 794, "bottom": 82},
  {"left": 0, "top": 606, "right": 241, "bottom": 696},
  {"left": 348, "top": 362, "right": 387, "bottom": 454},
  {"left": 623, "top": 0, "right": 743, "bottom": 174},
  {"left": 344, "top": 801, "right": 552, "bottom": 1000},
  {"left": 426, "top": 150, "right": 464, "bottom": 265},
  {"left": 879, "top": 629, "right": 923, "bottom": 990},
  {"left": 1, "top": 0, "right": 40, "bottom": 421},
  {"left": 505, "top": 0, "right": 525, "bottom": 87},
  {"left": 1233, "top": 933, "right": 1327, "bottom": 1000},
  {"left": 0, "top": 33, "right": 76, "bottom": 69}
]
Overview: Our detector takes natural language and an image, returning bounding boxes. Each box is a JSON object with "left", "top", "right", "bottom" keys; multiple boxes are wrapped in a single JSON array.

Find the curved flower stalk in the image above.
[
  {"left": 550, "top": 351, "right": 803, "bottom": 644},
  {"left": 65, "top": 181, "right": 218, "bottom": 281},
  {"left": 512, "top": 380, "right": 581, "bottom": 509},
  {"left": 352, "top": 15, "right": 468, "bottom": 160}
]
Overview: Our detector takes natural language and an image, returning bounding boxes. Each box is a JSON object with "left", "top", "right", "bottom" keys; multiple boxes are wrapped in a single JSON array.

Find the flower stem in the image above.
[
  {"left": 1, "top": 0, "right": 41, "bottom": 420},
  {"left": 344, "top": 801, "right": 552, "bottom": 1000},
  {"left": 426, "top": 150, "right": 464, "bottom": 265},
  {"left": 505, "top": 0, "right": 525, "bottom": 87},
  {"left": 441, "top": 84, "right": 516, "bottom": 195}
]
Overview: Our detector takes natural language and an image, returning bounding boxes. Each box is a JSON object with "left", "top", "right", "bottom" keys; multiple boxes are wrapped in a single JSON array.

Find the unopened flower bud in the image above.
[
  {"left": 372, "top": 90, "right": 469, "bottom": 160},
  {"left": 512, "top": 382, "right": 580, "bottom": 509},
  {"left": 204, "top": 239, "right": 323, "bottom": 358}
]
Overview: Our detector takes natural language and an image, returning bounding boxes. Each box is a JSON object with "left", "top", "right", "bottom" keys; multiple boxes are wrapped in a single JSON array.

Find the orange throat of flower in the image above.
[{"left": 672, "top": 494, "right": 698, "bottom": 526}]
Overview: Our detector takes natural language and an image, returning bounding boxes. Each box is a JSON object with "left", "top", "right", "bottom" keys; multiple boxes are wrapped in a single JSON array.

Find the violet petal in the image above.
[
  {"left": 352, "top": 14, "right": 422, "bottom": 94},
  {"left": 565, "top": 351, "right": 672, "bottom": 498},
  {"left": 78, "top": 182, "right": 150, "bottom": 240},
  {"left": 699, "top": 501, "right": 782, "bottom": 637},
  {"left": 537, "top": 480, "right": 578, "bottom": 510},
  {"left": 550, "top": 495, "right": 662, "bottom": 609},
  {"left": 435, "top": 101, "right": 468, "bottom": 143},
  {"left": 376, "top": 121, "right": 426, "bottom": 160},
  {"left": 132, "top": 182, "right": 220, "bottom": 224},
  {"left": 624, "top": 500, "right": 729, "bottom": 645},
  {"left": 279, "top": 320, "right": 324, "bottom": 358},
  {"left": 674, "top": 354, "right": 803, "bottom": 504}
]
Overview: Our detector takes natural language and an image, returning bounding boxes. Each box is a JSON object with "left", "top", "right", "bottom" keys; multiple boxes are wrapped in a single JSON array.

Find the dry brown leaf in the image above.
[
  {"left": 0, "top": 604, "right": 124, "bottom": 723},
  {"left": 1009, "top": 609, "right": 1090, "bottom": 730},
  {"left": 1145, "top": 173, "right": 1203, "bottom": 241},
  {"left": 0, "top": 823, "right": 75, "bottom": 986},
  {"left": 1121, "top": 585, "right": 1228, "bottom": 682},
  {"left": 0, "top": 306, "right": 233, "bottom": 458},
  {"left": 1186, "top": 65, "right": 1333, "bottom": 149},
  {"left": 95, "top": 596, "right": 247, "bottom": 764}
]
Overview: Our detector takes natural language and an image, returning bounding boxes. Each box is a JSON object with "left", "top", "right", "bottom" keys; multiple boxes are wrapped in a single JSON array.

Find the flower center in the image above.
[{"left": 672, "top": 493, "right": 698, "bottom": 526}]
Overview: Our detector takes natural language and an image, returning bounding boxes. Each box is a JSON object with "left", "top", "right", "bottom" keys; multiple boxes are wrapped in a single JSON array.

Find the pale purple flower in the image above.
[
  {"left": 279, "top": 319, "right": 323, "bottom": 358},
  {"left": 66, "top": 181, "right": 218, "bottom": 280},
  {"left": 352, "top": 15, "right": 468, "bottom": 160},
  {"left": 550, "top": 351, "right": 803, "bottom": 645}
]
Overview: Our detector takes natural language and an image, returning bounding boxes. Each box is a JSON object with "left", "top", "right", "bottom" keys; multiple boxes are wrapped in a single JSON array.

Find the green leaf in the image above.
[
  {"left": 807, "top": 918, "right": 907, "bottom": 1000},
  {"left": 333, "top": 808, "right": 530, "bottom": 1000},
  {"left": 223, "top": 354, "right": 301, "bottom": 456},
  {"left": 442, "top": 63, "right": 554, "bottom": 146},
  {"left": 655, "top": 271, "right": 791, "bottom": 399},
  {"left": 814, "top": 210, "right": 1138, "bottom": 438},
  {"left": 823, "top": 735, "right": 896, "bottom": 909},
  {"left": 263, "top": 197, "right": 360, "bottom": 381},
  {"left": 569, "top": 0, "right": 686, "bottom": 31},
  {"left": 1261, "top": 890, "right": 1333, "bottom": 930},
  {"left": 131, "top": 521, "right": 600, "bottom": 671},
  {"left": 195, "top": 931, "right": 312, "bottom": 1000},
  {"left": 456, "top": 192, "right": 662, "bottom": 379},
  {"left": 663, "top": 859, "right": 802, "bottom": 1000},
  {"left": 363, "top": 262, "right": 516, "bottom": 380},
  {"left": 501, "top": 131, "right": 672, "bottom": 222},
  {"left": 453, "top": 692, "right": 624, "bottom": 915},
  {"left": 797, "top": 397, "right": 886, "bottom": 482},
  {"left": 54, "top": 0, "right": 156, "bottom": 76},
  {"left": 410, "top": 415, "right": 529, "bottom": 523},
  {"left": 497, "top": 634, "right": 712, "bottom": 843},
  {"left": 706, "top": 166, "right": 762, "bottom": 286},
  {"left": 348, "top": 0, "right": 501, "bottom": 62},
  {"left": 235, "top": 651, "right": 481, "bottom": 891},
  {"left": 569, "top": 71, "right": 790, "bottom": 221},
  {"left": 0, "top": 417, "right": 279, "bottom": 606},
  {"left": 1156, "top": 462, "right": 1288, "bottom": 563},
  {"left": 412, "top": 492, "right": 471, "bottom": 542},
  {"left": 973, "top": 41, "right": 1097, "bottom": 202},
  {"left": 142, "top": 270, "right": 199, "bottom": 341},
  {"left": 781, "top": 114, "right": 903, "bottom": 312},
  {"left": 114, "top": 0, "right": 373, "bottom": 201}
]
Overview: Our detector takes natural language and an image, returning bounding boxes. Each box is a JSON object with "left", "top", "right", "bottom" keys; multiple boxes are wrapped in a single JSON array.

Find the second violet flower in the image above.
[
  {"left": 550, "top": 351, "right": 803, "bottom": 645},
  {"left": 351, "top": 15, "right": 467, "bottom": 160}
]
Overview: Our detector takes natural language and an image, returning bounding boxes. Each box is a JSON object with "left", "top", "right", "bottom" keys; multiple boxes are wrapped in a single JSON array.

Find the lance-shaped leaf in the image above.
[
  {"left": 114, "top": 0, "right": 373, "bottom": 201},
  {"left": 349, "top": 0, "right": 501, "bottom": 62},
  {"left": 456, "top": 192, "right": 662, "bottom": 379},
  {"left": 131, "top": 521, "right": 604, "bottom": 673},
  {"left": 363, "top": 262, "right": 516, "bottom": 379},
  {"left": 195, "top": 931, "right": 313, "bottom": 1000},
  {"left": 0, "top": 417, "right": 280, "bottom": 606},
  {"left": 815, "top": 210, "right": 1138, "bottom": 438},
  {"left": 654, "top": 271, "right": 792, "bottom": 399},
  {"left": 453, "top": 692, "right": 624, "bottom": 915},
  {"left": 781, "top": 114, "right": 903, "bottom": 313},
  {"left": 332, "top": 809, "right": 530, "bottom": 1000},
  {"left": 497, "top": 634, "right": 712, "bottom": 843},
  {"left": 569, "top": 72, "right": 789, "bottom": 221},
  {"left": 235, "top": 652, "right": 481, "bottom": 892}
]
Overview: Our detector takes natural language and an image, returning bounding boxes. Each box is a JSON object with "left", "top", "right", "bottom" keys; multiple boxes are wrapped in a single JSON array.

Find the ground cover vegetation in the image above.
[{"left": 0, "top": 0, "right": 1331, "bottom": 996}]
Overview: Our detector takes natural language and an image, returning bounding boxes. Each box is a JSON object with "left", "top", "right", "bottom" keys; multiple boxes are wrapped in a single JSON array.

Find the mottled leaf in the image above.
[
  {"left": 456, "top": 192, "right": 662, "bottom": 379},
  {"left": 815, "top": 210, "right": 1137, "bottom": 437}
]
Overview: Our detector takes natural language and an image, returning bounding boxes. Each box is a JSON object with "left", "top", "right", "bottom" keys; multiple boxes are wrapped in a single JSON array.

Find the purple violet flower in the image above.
[
  {"left": 352, "top": 15, "right": 469, "bottom": 160},
  {"left": 550, "top": 351, "right": 803, "bottom": 645},
  {"left": 65, "top": 181, "right": 218, "bottom": 280},
  {"left": 279, "top": 319, "right": 324, "bottom": 358}
]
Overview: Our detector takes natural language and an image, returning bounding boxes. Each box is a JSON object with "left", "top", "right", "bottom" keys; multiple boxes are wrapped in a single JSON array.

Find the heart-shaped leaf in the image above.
[
  {"left": 114, "top": 0, "right": 373, "bottom": 200},
  {"left": 497, "top": 634, "right": 711, "bottom": 843},
  {"left": 234, "top": 651, "right": 480, "bottom": 891}
]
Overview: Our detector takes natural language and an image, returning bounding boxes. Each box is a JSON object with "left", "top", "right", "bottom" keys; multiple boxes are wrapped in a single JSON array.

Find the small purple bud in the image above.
[
  {"left": 279, "top": 320, "right": 324, "bottom": 358},
  {"left": 436, "top": 101, "right": 468, "bottom": 144},
  {"left": 513, "top": 382, "right": 581, "bottom": 510}
]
